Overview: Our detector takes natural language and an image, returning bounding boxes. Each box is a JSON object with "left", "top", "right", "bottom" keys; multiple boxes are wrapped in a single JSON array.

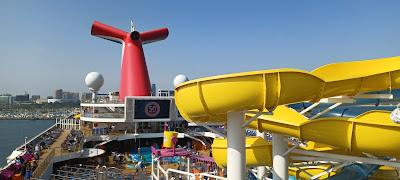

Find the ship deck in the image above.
[
  {"left": 30, "top": 123, "right": 212, "bottom": 179},
  {"left": 33, "top": 129, "right": 72, "bottom": 178}
]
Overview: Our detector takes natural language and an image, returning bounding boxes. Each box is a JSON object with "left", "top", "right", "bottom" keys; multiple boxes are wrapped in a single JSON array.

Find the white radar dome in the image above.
[
  {"left": 391, "top": 105, "right": 400, "bottom": 124},
  {"left": 174, "top": 74, "right": 189, "bottom": 87},
  {"left": 85, "top": 72, "right": 104, "bottom": 91}
]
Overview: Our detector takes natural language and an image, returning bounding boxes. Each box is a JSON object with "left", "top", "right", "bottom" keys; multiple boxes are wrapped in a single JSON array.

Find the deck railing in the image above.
[{"left": 32, "top": 148, "right": 55, "bottom": 178}]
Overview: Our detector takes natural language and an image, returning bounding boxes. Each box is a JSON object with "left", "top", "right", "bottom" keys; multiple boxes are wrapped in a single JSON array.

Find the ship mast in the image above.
[{"left": 131, "top": 19, "right": 134, "bottom": 32}]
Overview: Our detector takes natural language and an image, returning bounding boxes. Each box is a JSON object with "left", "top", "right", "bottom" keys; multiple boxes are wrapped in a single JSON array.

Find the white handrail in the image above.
[
  {"left": 17, "top": 121, "right": 57, "bottom": 149},
  {"left": 198, "top": 172, "right": 227, "bottom": 180},
  {"left": 166, "top": 168, "right": 196, "bottom": 180},
  {"left": 157, "top": 161, "right": 167, "bottom": 175}
]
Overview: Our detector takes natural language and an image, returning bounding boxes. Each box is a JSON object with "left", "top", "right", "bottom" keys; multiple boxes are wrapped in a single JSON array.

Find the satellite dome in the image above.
[
  {"left": 174, "top": 74, "right": 189, "bottom": 87},
  {"left": 391, "top": 105, "right": 400, "bottom": 124},
  {"left": 85, "top": 72, "right": 104, "bottom": 91}
]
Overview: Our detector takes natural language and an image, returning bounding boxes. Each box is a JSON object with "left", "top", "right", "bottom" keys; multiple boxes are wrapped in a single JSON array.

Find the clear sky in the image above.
[{"left": 1, "top": 1, "right": 400, "bottom": 98}]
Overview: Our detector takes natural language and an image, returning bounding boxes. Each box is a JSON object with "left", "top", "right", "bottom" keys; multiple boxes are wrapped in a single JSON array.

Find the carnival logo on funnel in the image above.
[{"left": 145, "top": 102, "right": 161, "bottom": 117}]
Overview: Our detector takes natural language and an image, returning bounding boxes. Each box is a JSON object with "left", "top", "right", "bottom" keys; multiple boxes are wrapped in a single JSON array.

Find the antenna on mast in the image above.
[{"left": 131, "top": 19, "right": 134, "bottom": 32}]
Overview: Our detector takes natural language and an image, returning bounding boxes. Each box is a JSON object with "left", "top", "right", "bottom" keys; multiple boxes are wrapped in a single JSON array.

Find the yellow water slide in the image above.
[
  {"left": 211, "top": 136, "right": 342, "bottom": 178},
  {"left": 211, "top": 136, "right": 345, "bottom": 168},
  {"left": 211, "top": 106, "right": 400, "bottom": 168},
  {"left": 246, "top": 106, "right": 400, "bottom": 157},
  {"left": 175, "top": 56, "right": 400, "bottom": 164},
  {"left": 176, "top": 56, "right": 400, "bottom": 123}
]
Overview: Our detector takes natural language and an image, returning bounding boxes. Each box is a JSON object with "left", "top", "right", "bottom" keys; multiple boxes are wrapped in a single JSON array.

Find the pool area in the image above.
[{"left": 127, "top": 146, "right": 189, "bottom": 167}]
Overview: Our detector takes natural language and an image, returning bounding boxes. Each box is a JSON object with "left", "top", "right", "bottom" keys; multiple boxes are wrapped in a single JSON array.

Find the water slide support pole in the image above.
[
  {"left": 187, "top": 156, "right": 190, "bottom": 180},
  {"left": 309, "top": 102, "right": 342, "bottom": 120},
  {"left": 272, "top": 133, "right": 288, "bottom": 180},
  {"left": 157, "top": 158, "right": 160, "bottom": 179},
  {"left": 227, "top": 111, "right": 246, "bottom": 180},
  {"left": 151, "top": 154, "right": 154, "bottom": 180},
  {"left": 300, "top": 102, "right": 321, "bottom": 115},
  {"left": 257, "top": 131, "right": 268, "bottom": 179}
]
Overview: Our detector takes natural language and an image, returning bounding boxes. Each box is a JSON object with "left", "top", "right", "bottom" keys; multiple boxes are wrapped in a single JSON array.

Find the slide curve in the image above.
[
  {"left": 175, "top": 56, "right": 400, "bottom": 123},
  {"left": 246, "top": 106, "right": 400, "bottom": 157},
  {"left": 175, "top": 56, "right": 400, "bottom": 179},
  {"left": 211, "top": 106, "right": 400, "bottom": 166}
]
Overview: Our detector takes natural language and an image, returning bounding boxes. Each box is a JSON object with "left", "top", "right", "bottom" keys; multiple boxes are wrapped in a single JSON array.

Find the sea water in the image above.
[{"left": 0, "top": 119, "right": 55, "bottom": 166}]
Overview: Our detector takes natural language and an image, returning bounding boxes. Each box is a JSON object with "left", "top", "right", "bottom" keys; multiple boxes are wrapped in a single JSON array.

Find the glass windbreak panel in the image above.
[
  {"left": 169, "top": 91, "right": 175, "bottom": 96},
  {"left": 136, "top": 122, "right": 165, "bottom": 133}
]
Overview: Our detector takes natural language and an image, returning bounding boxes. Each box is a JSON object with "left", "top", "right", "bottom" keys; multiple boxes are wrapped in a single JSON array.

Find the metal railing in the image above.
[
  {"left": 52, "top": 165, "right": 123, "bottom": 180},
  {"left": 32, "top": 148, "right": 55, "bottom": 178},
  {"left": 56, "top": 118, "right": 80, "bottom": 130},
  {"left": 82, "top": 111, "right": 125, "bottom": 119},
  {"left": 31, "top": 129, "right": 84, "bottom": 178},
  {"left": 16, "top": 123, "right": 57, "bottom": 151},
  {"left": 82, "top": 97, "right": 123, "bottom": 104}
]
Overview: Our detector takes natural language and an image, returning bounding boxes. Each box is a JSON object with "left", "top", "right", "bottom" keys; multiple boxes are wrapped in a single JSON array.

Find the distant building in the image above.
[
  {"left": 55, "top": 89, "right": 63, "bottom": 99},
  {"left": 151, "top": 84, "right": 156, "bottom": 96},
  {"left": 81, "top": 92, "right": 92, "bottom": 101},
  {"left": 62, "top": 92, "right": 79, "bottom": 100},
  {"left": 0, "top": 94, "right": 14, "bottom": 106},
  {"left": 15, "top": 92, "right": 29, "bottom": 102},
  {"left": 51, "top": 89, "right": 79, "bottom": 103},
  {"left": 31, "top": 95, "right": 40, "bottom": 101}
]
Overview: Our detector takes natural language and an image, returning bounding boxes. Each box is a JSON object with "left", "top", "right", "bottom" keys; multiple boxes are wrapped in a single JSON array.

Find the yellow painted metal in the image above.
[
  {"left": 175, "top": 56, "right": 400, "bottom": 123},
  {"left": 176, "top": 56, "right": 400, "bottom": 168},
  {"left": 369, "top": 166, "right": 400, "bottom": 180},
  {"left": 288, "top": 164, "right": 339, "bottom": 180},
  {"left": 175, "top": 69, "right": 323, "bottom": 123},
  {"left": 73, "top": 114, "right": 81, "bottom": 118},
  {"left": 246, "top": 106, "right": 400, "bottom": 156},
  {"left": 246, "top": 106, "right": 306, "bottom": 138},
  {"left": 212, "top": 136, "right": 344, "bottom": 168},
  {"left": 211, "top": 137, "right": 272, "bottom": 168},
  {"left": 163, "top": 131, "right": 178, "bottom": 148},
  {"left": 212, "top": 106, "right": 399, "bottom": 167},
  {"left": 299, "top": 141, "right": 340, "bottom": 152}
]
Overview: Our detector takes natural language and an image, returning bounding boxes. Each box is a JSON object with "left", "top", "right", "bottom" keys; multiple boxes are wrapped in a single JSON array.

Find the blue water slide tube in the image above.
[
  {"left": 324, "top": 163, "right": 382, "bottom": 180},
  {"left": 289, "top": 93, "right": 396, "bottom": 180}
]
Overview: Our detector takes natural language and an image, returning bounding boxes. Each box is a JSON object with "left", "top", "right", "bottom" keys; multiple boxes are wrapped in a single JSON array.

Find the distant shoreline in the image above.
[{"left": 0, "top": 118, "right": 60, "bottom": 120}]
